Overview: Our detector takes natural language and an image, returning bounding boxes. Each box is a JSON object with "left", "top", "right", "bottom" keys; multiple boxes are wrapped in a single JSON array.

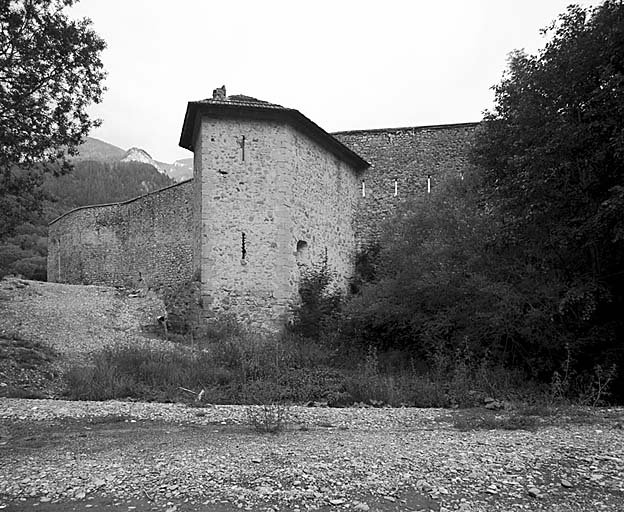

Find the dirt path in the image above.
[{"left": 1, "top": 399, "right": 623, "bottom": 512}]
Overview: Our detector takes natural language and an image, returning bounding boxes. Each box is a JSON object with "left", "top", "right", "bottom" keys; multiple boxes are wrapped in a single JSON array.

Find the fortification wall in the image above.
[
  {"left": 47, "top": 118, "right": 478, "bottom": 330},
  {"left": 288, "top": 124, "right": 360, "bottom": 293},
  {"left": 196, "top": 117, "right": 360, "bottom": 329},
  {"left": 47, "top": 180, "right": 194, "bottom": 289},
  {"left": 334, "top": 123, "right": 478, "bottom": 245}
]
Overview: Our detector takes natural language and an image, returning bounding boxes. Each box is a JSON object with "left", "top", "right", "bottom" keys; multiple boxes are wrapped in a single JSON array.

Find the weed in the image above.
[
  {"left": 289, "top": 259, "right": 342, "bottom": 339},
  {"left": 549, "top": 344, "right": 618, "bottom": 406},
  {"left": 246, "top": 403, "right": 290, "bottom": 433},
  {"left": 0, "top": 385, "right": 47, "bottom": 399}
]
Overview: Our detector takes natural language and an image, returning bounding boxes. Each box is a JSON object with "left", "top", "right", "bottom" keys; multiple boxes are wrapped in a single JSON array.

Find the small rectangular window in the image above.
[
  {"left": 427, "top": 175, "right": 431, "bottom": 194},
  {"left": 394, "top": 179, "right": 398, "bottom": 197},
  {"left": 362, "top": 181, "right": 366, "bottom": 197}
]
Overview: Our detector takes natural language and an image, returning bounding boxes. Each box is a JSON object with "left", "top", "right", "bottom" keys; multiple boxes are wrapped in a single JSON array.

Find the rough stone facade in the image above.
[
  {"left": 48, "top": 180, "right": 194, "bottom": 289},
  {"left": 334, "top": 123, "right": 478, "bottom": 246},
  {"left": 193, "top": 118, "right": 361, "bottom": 328},
  {"left": 48, "top": 89, "right": 478, "bottom": 329}
]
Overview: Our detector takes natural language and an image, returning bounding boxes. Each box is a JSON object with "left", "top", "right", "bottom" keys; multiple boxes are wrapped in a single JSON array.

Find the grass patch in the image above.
[
  {"left": 63, "top": 342, "right": 216, "bottom": 401},
  {"left": 62, "top": 318, "right": 618, "bottom": 408}
]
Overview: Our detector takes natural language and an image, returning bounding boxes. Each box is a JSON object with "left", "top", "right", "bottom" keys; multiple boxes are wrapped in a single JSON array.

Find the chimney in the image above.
[{"left": 212, "top": 85, "right": 226, "bottom": 100}]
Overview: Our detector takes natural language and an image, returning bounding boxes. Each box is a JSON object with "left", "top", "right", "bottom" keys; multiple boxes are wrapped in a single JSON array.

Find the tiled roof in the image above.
[
  {"left": 179, "top": 94, "right": 369, "bottom": 171},
  {"left": 196, "top": 94, "right": 286, "bottom": 110}
]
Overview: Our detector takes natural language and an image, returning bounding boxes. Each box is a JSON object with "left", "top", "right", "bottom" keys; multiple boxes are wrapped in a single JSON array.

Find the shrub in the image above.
[
  {"left": 63, "top": 342, "right": 215, "bottom": 401},
  {"left": 246, "top": 403, "right": 290, "bottom": 433},
  {"left": 289, "top": 259, "right": 342, "bottom": 339}
]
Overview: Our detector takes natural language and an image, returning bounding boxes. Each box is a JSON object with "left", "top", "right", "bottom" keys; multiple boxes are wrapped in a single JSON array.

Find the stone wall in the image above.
[
  {"left": 289, "top": 125, "right": 360, "bottom": 294},
  {"left": 196, "top": 117, "right": 360, "bottom": 329},
  {"left": 334, "top": 123, "right": 478, "bottom": 246},
  {"left": 47, "top": 180, "right": 194, "bottom": 289},
  {"left": 47, "top": 119, "right": 479, "bottom": 331}
]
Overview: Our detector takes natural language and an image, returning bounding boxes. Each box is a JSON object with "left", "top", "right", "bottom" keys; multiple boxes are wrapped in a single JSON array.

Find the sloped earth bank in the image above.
[
  {"left": 1, "top": 400, "right": 623, "bottom": 511},
  {"left": 0, "top": 278, "right": 165, "bottom": 360},
  {"left": 0, "top": 277, "right": 166, "bottom": 396}
]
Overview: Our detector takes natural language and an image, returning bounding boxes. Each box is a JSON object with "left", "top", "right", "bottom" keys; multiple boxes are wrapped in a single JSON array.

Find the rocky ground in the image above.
[
  {"left": 1, "top": 399, "right": 623, "bottom": 512},
  {"left": 0, "top": 278, "right": 165, "bottom": 359},
  {"left": 0, "top": 277, "right": 166, "bottom": 397},
  {"left": 1, "top": 278, "right": 623, "bottom": 511}
]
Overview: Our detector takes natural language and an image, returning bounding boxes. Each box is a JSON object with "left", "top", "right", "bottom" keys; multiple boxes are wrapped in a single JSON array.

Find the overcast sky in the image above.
[{"left": 70, "top": 0, "right": 597, "bottom": 164}]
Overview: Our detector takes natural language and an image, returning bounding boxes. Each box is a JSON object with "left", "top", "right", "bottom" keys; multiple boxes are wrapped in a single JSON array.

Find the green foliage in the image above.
[
  {"left": 61, "top": 318, "right": 581, "bottom": 408},
  {"left": 289, "top": 259, "right": 343, "bottom": 339},
  {"left": 472, "top": 0, "right": 624, "bottom": 397},
  {"left": 0, "top": 0, "right": 106, "bottom": 235},
  {"left": 43, "top": 160, "right": 173, "bottom": 208},
  {"left": 350, "top": 243, "right": 381, "bottom": 293},
  {"left": 63, "top": 343, "right": 213, "bottom": 401},
  {"left": 245, "top": 403, "right": 291, "bottom": 433},
  {"left": 330, "top": 1, "right": 624, "bottom": 403}
]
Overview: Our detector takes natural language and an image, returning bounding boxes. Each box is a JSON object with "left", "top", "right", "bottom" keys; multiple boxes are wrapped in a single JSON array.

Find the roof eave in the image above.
[{"left": 178, "top": 102, "right": 370, "bottom": 171}]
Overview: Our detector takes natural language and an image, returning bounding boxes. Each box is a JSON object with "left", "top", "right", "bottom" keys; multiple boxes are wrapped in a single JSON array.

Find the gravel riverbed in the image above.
[{"left": 1, "top": 398, "right": 623, "bottom": 512}]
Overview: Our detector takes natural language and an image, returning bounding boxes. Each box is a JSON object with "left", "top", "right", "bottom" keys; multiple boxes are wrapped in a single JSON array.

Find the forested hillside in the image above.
[{"left": 0, "top": 161, "right": 173, "bottom": 281}]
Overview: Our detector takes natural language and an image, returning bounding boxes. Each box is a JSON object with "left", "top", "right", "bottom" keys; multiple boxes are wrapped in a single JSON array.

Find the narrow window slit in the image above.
[
  {"left": 394, "top": 179, "right": 398, "bottom": 197},
  {"left": 241, "top": 232, "right": 247, "bottom": 259},
  {"left": 241, "top": 135, "right": 246, "bottom": 161},
  {"left": 427, "top": 175, "right": 431, "bottom": 194},
  {"left": 361, "top": 180, "right": 366, "bottom": 197}
]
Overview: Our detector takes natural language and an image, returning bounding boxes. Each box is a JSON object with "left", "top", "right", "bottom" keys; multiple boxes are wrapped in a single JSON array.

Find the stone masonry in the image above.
[
  {"left": 334, "top": 123, "right": 478, "bottom": 246},
  {"left": 179, "top": 91, "right": 366, "bottom": 328},
  {"left": 48, "top": 180, "right": 193, "bottom": 289},
  {"left": 48, "top": 88, "right": 478, "bottom": 329}
]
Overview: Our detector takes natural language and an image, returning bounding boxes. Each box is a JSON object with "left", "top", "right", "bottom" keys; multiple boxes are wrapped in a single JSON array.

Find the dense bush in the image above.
[
  {"left": 63, "top": 315, "right": 552, "bottom": 408},
  {"left": 320, "top": 1, "right": 624, "bottom": 403},
  {"left": 472, "top": 0, "right": 624, "bottom": 398},
  {"left": 288, "top": 259, "right": 343, "bottom": 339}
]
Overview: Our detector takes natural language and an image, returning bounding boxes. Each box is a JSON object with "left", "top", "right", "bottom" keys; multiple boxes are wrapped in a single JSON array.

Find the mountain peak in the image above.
[
  {"left": 73, "top": 137, "right": 192, "bottom": 182},
  {"left": 122, "top": 147, "right": 158, "bottom": 168}
]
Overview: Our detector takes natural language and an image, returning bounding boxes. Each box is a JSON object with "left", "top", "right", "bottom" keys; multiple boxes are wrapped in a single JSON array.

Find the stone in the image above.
[
  {"left": 561, "top": 479, "right": 573, "bottom": 488},
  {"left": 528, "top": 487, "right": 542, "bottom": 498},
  {"left": 353, "top": 502, "right": 370, "bottom": 512},
  {"left": 485, "top": 401, "right": 502, "bottom": 410},
  {"left": 329, "top": 498, "right": 345, "bottom": 505},
  {"left": 416, "top": 479, "right": 433, "bottom": 491}
]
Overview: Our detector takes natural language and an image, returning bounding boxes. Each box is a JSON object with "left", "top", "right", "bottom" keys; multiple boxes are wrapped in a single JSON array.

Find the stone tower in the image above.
[{"left": 179, "top": 87, "right": 369, "bottom": 329}]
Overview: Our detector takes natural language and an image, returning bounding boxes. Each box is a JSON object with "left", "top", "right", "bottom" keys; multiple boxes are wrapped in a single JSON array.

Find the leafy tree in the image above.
[
  {"left": 0, "top": 0, "right": 106, "bottom": 236},
  {"left": 338, "top": 2, "right": 624, "bottom": 402},
  {"left": 473, "top": 0, "right": 624, "bottom": 391}
]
